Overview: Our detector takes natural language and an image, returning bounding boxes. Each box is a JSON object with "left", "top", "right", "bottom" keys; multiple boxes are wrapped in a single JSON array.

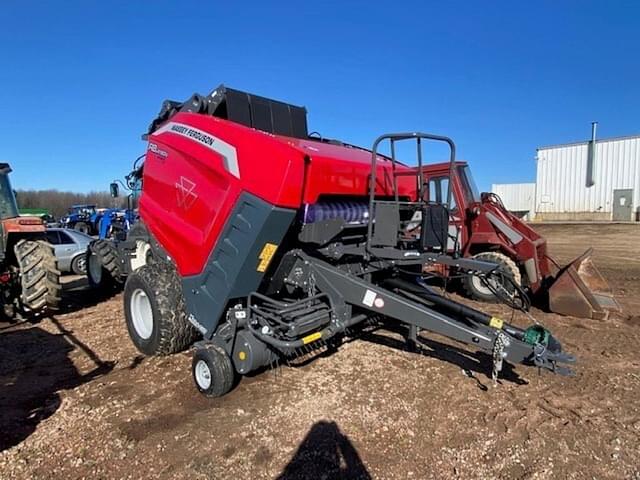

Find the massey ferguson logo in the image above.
[
  {"left": 169, "top": 124, "right": 215, "bottom": 146},
  {"left": 176, "top": 176, "right": 197, "bottom": 209}
]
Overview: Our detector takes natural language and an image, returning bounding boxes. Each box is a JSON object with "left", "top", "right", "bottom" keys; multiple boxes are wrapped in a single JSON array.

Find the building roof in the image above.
[{"left": 537, "top": 133, "right": 640, "bottom": 151}]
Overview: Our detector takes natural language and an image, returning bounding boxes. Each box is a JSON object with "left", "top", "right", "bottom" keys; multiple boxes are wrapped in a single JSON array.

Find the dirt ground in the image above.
[{"left": 1, "top": 223, "right": 639, "bottom": 479}]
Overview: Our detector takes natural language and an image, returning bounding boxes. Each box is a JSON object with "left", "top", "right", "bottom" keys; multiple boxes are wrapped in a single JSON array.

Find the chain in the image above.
[
  {"left": 307, "top": 272, "right": 316, "bottom": 298},
  {"left": 492, "top": 331, "right": 510, "bottom": 383}
]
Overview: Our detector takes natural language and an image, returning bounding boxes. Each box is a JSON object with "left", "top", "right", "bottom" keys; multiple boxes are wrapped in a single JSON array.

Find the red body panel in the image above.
[
  {"left": 274, "top": 137, "right": 415, "bottom": 203},
  {"left": 140, "top": 113, "right": 415, "bottom": 276}
]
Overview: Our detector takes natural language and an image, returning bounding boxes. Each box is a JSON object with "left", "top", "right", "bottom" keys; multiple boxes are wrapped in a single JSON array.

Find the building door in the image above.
[{"left": 612, "top": 189, "right": 633, "bottom": 221}]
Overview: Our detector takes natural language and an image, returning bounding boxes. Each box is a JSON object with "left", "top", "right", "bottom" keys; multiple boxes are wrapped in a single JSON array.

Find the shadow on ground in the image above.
[
  {"left": 0, "top": 316, "right": 113, "bottom": 452},
  {"left": 277, "top": 421, "right": 371, "bottom": 480},
  {"left": 357, "top": 322, "right": 527, "bottom": 388},
  {"left": 57, "top": 275, "right": 120, "bottom": 315}
]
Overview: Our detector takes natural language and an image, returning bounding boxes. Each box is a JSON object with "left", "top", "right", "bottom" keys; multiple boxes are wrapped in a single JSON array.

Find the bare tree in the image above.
[{"left": 16, "top": 189, "right": 128, "bottom": 219}]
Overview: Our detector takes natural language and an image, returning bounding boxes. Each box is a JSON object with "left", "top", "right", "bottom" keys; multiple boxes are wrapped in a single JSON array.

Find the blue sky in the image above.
[{"left": 1, "top": 1, "right": 638, "bottom": 192}]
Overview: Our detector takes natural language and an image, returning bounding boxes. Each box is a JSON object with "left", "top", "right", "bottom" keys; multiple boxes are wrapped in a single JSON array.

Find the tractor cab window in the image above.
[
  {"left": 427, "top": 177, "right": 457, "bottom": 211},
  {"left": 0, "top": 174, "right": 19, "bottom": 220},
  {"left": 70, "top": 205, "right": 96, "bottom": 216},
  {"left": 458, "top": 165, "right": 480, "bottom": 204}
]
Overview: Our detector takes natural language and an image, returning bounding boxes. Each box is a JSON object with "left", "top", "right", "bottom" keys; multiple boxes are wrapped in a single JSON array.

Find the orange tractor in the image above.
[{"left": 0, "top": 163, "right": 61, "bottom": 318}]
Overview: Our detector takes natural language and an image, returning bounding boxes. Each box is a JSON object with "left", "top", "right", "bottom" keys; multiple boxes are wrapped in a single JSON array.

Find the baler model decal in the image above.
[
  {"left": 154, "top": 121, "right": 240, "bottom": 178},
  {"left": 148, "top": 142, "right": 168, "bottom": 159},
  {"left": 257, "top": 243, "right": 278, "bottom": 272},
  {"left": 176, "top": 176, "right": 197, "bottom": 209},
  {"left": 187, "top": 314, "right": 207, "bottom": 335}
]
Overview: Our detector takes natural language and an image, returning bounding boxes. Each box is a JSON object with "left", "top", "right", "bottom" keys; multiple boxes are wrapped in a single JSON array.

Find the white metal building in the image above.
[
  {"left": 535, "top": 134, "right": 640, "bottom": 221},
  {"left": 491, "top": 183, "right": 536, "bottom": 220}
]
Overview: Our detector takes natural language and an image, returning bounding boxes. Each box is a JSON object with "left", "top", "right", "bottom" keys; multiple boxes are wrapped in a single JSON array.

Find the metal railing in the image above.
[{"left": 366, "top": 132, "right": 457, "bottom": 254}]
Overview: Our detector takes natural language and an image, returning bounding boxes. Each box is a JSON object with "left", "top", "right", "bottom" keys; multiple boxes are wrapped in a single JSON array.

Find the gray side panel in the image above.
[{"left": 182, "top": 193, "right": 296, "bottom": 338}]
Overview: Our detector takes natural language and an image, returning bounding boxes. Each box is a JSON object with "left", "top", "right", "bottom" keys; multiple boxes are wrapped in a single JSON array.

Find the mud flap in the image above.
[{"left": 548, "top": 248, "right": 621, "bottom": 320}]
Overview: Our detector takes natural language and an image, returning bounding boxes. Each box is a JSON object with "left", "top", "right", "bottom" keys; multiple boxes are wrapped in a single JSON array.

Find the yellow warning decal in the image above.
[
  {"left": 302, "top": 332, "right": 322, "bottom": 345},
  {"left": 489, "top": 317, "right": 504, "bottom": 330},
  {"left": 257, "top": 243, "right": 278, "bottom": 272}
]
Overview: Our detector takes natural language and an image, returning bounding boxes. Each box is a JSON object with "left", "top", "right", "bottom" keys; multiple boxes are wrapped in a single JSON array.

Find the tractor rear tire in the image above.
[
  {"left": 123, "top": 263, "right": 199, "bottom": 356},
  {"left": 462, "top": 251, "right": 521, "bottom": 303},
  {"left": 14, "top": 240, "right": 62, "bottom": 313},
  {"left": 87, "top": 240, "right": 123, "bottom": 289},
  {"left": 192, "top": 345, "right": 235, "bottom": 398},
  {"left": 74, "top": 222, "right": 90, "bottom": 235}
]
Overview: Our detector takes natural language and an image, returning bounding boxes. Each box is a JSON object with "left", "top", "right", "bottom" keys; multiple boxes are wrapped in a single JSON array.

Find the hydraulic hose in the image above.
[{"left": 247, "top": 313, "right": 369, "bottom": 349}]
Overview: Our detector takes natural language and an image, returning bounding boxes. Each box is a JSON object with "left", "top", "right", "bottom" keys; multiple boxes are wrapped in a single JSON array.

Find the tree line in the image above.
[{"left": 16, "top": 189, "right": 128, "bottom": 219}]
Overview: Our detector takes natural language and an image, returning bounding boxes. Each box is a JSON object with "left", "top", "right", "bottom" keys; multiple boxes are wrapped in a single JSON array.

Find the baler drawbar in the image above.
[{"left": 120, "top": 85, "right": 575, "bottom": 397}]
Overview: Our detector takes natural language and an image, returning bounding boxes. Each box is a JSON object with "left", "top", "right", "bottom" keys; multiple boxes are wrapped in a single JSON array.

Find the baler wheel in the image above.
[
  {"left": 462, "top": 251, "right": 521, "bottom": 303},
  {"left": 87, "top": 240, "right": 123, "bottom": 289},
  {"left": 123, "top": 263, "right": 198, "bottom": 356},
  {"left": 14, "top": 240, "right": 62, "bottom": 313},
  {"left": 192, "top": 345, "right": 235, "bottom": 398}
]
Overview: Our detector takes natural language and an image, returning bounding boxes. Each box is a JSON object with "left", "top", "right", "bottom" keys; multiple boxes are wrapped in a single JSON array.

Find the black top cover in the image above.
[{"left": 147, "top": 84, "right": 308, "bottom": 140}]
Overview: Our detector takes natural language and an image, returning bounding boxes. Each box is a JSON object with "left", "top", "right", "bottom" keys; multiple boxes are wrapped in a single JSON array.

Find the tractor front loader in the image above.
[
  {"left": 416, "top": 162, "right": 620, "bottom": 320},
  {"left": 0, "top": 163, "right": 61, "bottom": 318},
  {"left": 116, "top": 85, "right": 575, "bottom": 398}
]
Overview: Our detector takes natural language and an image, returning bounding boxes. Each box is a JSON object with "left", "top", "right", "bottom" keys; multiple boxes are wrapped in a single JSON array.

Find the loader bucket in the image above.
[{"left": 548, "top": 248, "right": 621, "bottom": 320}]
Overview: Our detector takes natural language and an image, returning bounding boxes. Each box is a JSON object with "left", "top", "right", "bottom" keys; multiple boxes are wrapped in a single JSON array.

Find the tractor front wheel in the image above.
[
  {"left": 74, "top": 222, "right": 90, "bottom": 235},
  {"left": 123, "top": 263, "right": 198, "bottom": 356},
  {"left": 129, "top": 240, "right": 153, "bottom": 272},
  {"left": 462, "top": 251, "right": 521, "bottom": 303},
  {"left": 14, "top": 240, "right": 62, "bottom": 313},
  {"left": 87, "top": 240, "right": 123, "bottom": 289}
]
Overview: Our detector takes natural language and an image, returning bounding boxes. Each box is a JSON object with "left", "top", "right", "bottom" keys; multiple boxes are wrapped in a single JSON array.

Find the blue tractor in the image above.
[
  {"left": 86, "top": 155, "right": 146, "bottom": 290},
  {"left": 98, "top": 207, "right": 138, "bottom": 241},
  {"left": 60, "top": 204, "right": 103, "bottom": 235}
]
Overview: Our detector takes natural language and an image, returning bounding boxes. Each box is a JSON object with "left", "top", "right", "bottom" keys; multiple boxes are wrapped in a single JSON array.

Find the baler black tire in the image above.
[
  {"left": 74, "top": 222, "right": 90, "bottom": 235},
  {"left": 192, "top": 345, "right": 235, "bottom": 398},
  {"left": 87, "top": 240, "right": 123, "bottom": 289},
  {"left": 462, "top": 251, "right": 521, "bottom": 303},
  {"left": 124, "top": 263, "right": 198, "bottom": 356},
  {"left": 14, "top": 240, "right": 62, "bottom": 313}
]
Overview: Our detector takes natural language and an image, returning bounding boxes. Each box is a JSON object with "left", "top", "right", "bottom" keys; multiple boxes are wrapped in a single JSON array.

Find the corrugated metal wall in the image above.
[
  {"left": 491, "top": 183, "right": 536, "bottom": 212},
  {"left": 535, "top": 136, "right": 640, "bottom": 219}
]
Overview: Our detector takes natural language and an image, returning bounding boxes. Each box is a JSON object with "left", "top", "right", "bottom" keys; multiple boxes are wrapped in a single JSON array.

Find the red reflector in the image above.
[
  {"left": 0, "top": 273, "right": 11, "bottom": 283},
  {"left": 18, "top": 218, "right": 43, "bottom": 225}
]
